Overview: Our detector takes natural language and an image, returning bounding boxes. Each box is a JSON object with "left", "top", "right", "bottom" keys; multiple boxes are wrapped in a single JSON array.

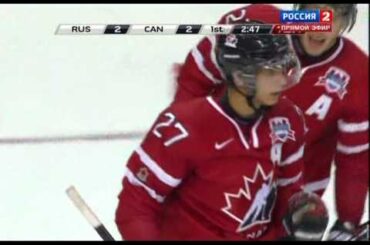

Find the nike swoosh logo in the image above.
[{"left": 215, "top": 138, "right": 234, "bottom": 150}]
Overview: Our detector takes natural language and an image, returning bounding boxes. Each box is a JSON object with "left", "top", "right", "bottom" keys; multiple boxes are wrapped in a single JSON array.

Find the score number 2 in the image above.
[
  {"left": 320, "top": 10, "right": 333, "bottom": 22},
  {"left": 152, "top": 112, "right": 189, "bottom": 147}
]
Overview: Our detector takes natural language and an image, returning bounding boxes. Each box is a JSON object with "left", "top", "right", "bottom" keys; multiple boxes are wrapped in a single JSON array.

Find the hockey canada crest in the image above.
[
  {"left": 225, "top": 34, "right": 238, "bottom": 48},
  {"left": 269, "top": 117, "right": 295, "bottom": 144},
  {"left": 221, "top": 164, "right": 277, "bottom": 235},
  {"left": 315, "top": 66, "right": 350, "bottom": 100}
]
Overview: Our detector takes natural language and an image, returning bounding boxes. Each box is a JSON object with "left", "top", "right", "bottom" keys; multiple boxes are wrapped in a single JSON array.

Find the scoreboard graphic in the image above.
[{"left": 55, "top": 9, "right": 332, "bottom": 35}]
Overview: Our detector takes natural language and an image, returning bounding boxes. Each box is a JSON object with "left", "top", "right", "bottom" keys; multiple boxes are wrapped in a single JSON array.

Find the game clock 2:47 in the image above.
[{"left": 232, "top": 24, "right": 273, "bottom": 35}]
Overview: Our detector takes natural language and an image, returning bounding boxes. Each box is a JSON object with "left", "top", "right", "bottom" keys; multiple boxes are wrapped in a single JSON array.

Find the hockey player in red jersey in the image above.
[
  {"left": 173, "top": 4, "right": 369, "bottom": 240},
  {"left": 115, "top": 19, "right": 330, "bottom": 240}
]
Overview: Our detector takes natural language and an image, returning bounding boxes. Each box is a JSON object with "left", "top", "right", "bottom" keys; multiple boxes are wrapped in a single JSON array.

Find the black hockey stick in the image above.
[
  {"left": 349, "top": 220, "right": 369, "bottom": 241},
  {"left": 66, "top": 186, "right": 115, "bottom": 241},
  {"left": 328, "top": 220, "right": 370, "bottom": 241}
]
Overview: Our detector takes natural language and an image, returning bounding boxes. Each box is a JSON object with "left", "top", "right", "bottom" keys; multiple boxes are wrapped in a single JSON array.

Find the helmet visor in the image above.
[{"left": 257, "top": 50, "right": 302, "bottom": 91}]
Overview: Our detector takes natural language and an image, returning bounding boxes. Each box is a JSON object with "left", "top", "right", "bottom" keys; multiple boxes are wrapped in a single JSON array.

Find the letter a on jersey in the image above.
[{"left": 305, "top": 94, "right": 333, "bottom": 120}]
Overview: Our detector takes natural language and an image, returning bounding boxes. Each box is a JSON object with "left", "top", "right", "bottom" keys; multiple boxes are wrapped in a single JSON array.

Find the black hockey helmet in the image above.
[
  {"left": 216, "top": 29, "right": 301, "bottom": 98},
  {"left": 215, "top": 4, "right": 301, "bottom": 113},
  {"left": 294, "top": 4, "right": 358, "bottom": 32}
]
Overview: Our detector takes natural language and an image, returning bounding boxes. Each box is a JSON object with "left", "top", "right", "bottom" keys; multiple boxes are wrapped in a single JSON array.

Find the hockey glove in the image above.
[{"left": 282, "top": 191, "right": 329, "bottom": 241}]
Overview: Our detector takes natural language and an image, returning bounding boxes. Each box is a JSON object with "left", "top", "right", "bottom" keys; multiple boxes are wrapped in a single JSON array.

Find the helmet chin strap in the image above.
[
  {"left": 245, "top": 95, "right": 260, "bottom": 112},
  {"left": 233, "top": 85, "right": 272, "bottom": 120},
  {"left": 246, "top": 95, "right": 272, "bottom": 118}
]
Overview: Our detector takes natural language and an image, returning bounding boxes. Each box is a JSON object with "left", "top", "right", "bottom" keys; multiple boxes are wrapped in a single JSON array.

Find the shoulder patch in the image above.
[
  {"left": 269, "top": 117, "right": 296, "bottom": 144},
  {"left": 315, "top": 66, "right": 350, "bottom": 100}
]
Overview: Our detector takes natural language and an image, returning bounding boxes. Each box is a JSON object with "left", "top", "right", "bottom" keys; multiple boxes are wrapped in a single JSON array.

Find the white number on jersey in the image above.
[
  {"left": 152, "top": 112, "right": 189, "bottom": 147},
  {"left": 305, "top": 94, "right": 333, "bottom": 120}
]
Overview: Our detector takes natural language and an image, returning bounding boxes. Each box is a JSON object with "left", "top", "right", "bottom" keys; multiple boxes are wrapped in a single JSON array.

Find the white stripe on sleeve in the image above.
[
  {"left": 338, "top": 119, "right": 369, "bottom": 133},
  {"left": 280, "top": 144, "right": 305, "bottom": 166},
  {"left": 207, "top": 35, "right": 226, "bottom": 80},
  {"left": 126, "top": 169, "right": 165, "bottom": 203},
  {"left": 191, "top": 47, "right": 222, "bottom": 85},
  {"left": 135, "top": 146, "right": 182, "bottom": 187},
  {"left": 303, "top": 177, "right": 330, "bottom": 193},
  {"left": 277, "top": 172, "right": 302, "bottom": 187},
  {"left": 337, "top": 142, "right": 369, "bottom": 155}
]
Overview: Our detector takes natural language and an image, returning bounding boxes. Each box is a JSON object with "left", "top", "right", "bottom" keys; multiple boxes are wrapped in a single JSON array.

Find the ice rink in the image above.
[{"left": 0, "top": 4, "right": 368, "bottom": 240}]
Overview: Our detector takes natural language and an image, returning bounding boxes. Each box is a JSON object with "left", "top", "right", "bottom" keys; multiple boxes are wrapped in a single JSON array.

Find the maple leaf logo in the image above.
[{"left": 221, "top": 164, "right": 277, "bottom": 233}]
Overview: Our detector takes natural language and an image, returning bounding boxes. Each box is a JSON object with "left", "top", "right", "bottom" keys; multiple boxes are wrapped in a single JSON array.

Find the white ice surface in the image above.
[{"left": 0, "top": 4, "right": 368, "bottom": 240}]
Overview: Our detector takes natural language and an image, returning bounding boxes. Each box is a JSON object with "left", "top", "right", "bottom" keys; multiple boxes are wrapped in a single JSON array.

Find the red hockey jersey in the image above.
[
  {"left": 116, "top": 96, "right": 306, "bottom": 240},
  {"left": 173, "top": 6, "right": 369, "bottom": 225}
]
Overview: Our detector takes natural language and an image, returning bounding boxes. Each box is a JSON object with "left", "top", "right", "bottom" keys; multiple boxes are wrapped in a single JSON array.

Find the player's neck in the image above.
[{"left": 226, "top": 88, "right": 256, "bottom": 119}]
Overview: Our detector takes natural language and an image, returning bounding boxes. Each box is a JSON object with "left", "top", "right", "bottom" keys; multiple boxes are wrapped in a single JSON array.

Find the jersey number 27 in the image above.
[{"left": 152, "top": 112, "right": 189, "bottom": 147}]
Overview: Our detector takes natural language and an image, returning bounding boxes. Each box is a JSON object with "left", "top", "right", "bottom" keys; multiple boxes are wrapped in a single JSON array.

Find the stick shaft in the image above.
[{"left": 66, "top": 186, "right": 115, "bottom": 241}]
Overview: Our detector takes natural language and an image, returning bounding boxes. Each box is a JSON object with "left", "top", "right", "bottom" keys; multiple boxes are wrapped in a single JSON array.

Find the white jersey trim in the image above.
[
  {"left": 338, "top": 119, "right": 369, "bottom": 133},
  {"left": 251, "top": 115, "right": 263, "bottom": 148},
  {"left": 135, "top": 146, "right": 182, "bottom": 187},
  {"left": 206, "top": 96, "right": 250, "bottom": 150},
  {"left": 277, "top": 172, "right": 302, "bottom": 187},
  {"left": 304, "top": 177, "right": 330, "bottom": 193},
  {"left": 191, "top": 46, "right": 222, "bottom": 85},
  {"left": 301, "top": 38, "right": 343, "bottom": 76},
  {"left": 207, "top": 35, "right": 226, "bottom": 80},
  {"left": 126, "top": 169, "right": 165, "bottom": 203},
  {"left": 280, "top": 144, "right": 305, "bottom": 166},
  {"left": 337, "top": 142, "right": 369, "bottom": 155}
]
